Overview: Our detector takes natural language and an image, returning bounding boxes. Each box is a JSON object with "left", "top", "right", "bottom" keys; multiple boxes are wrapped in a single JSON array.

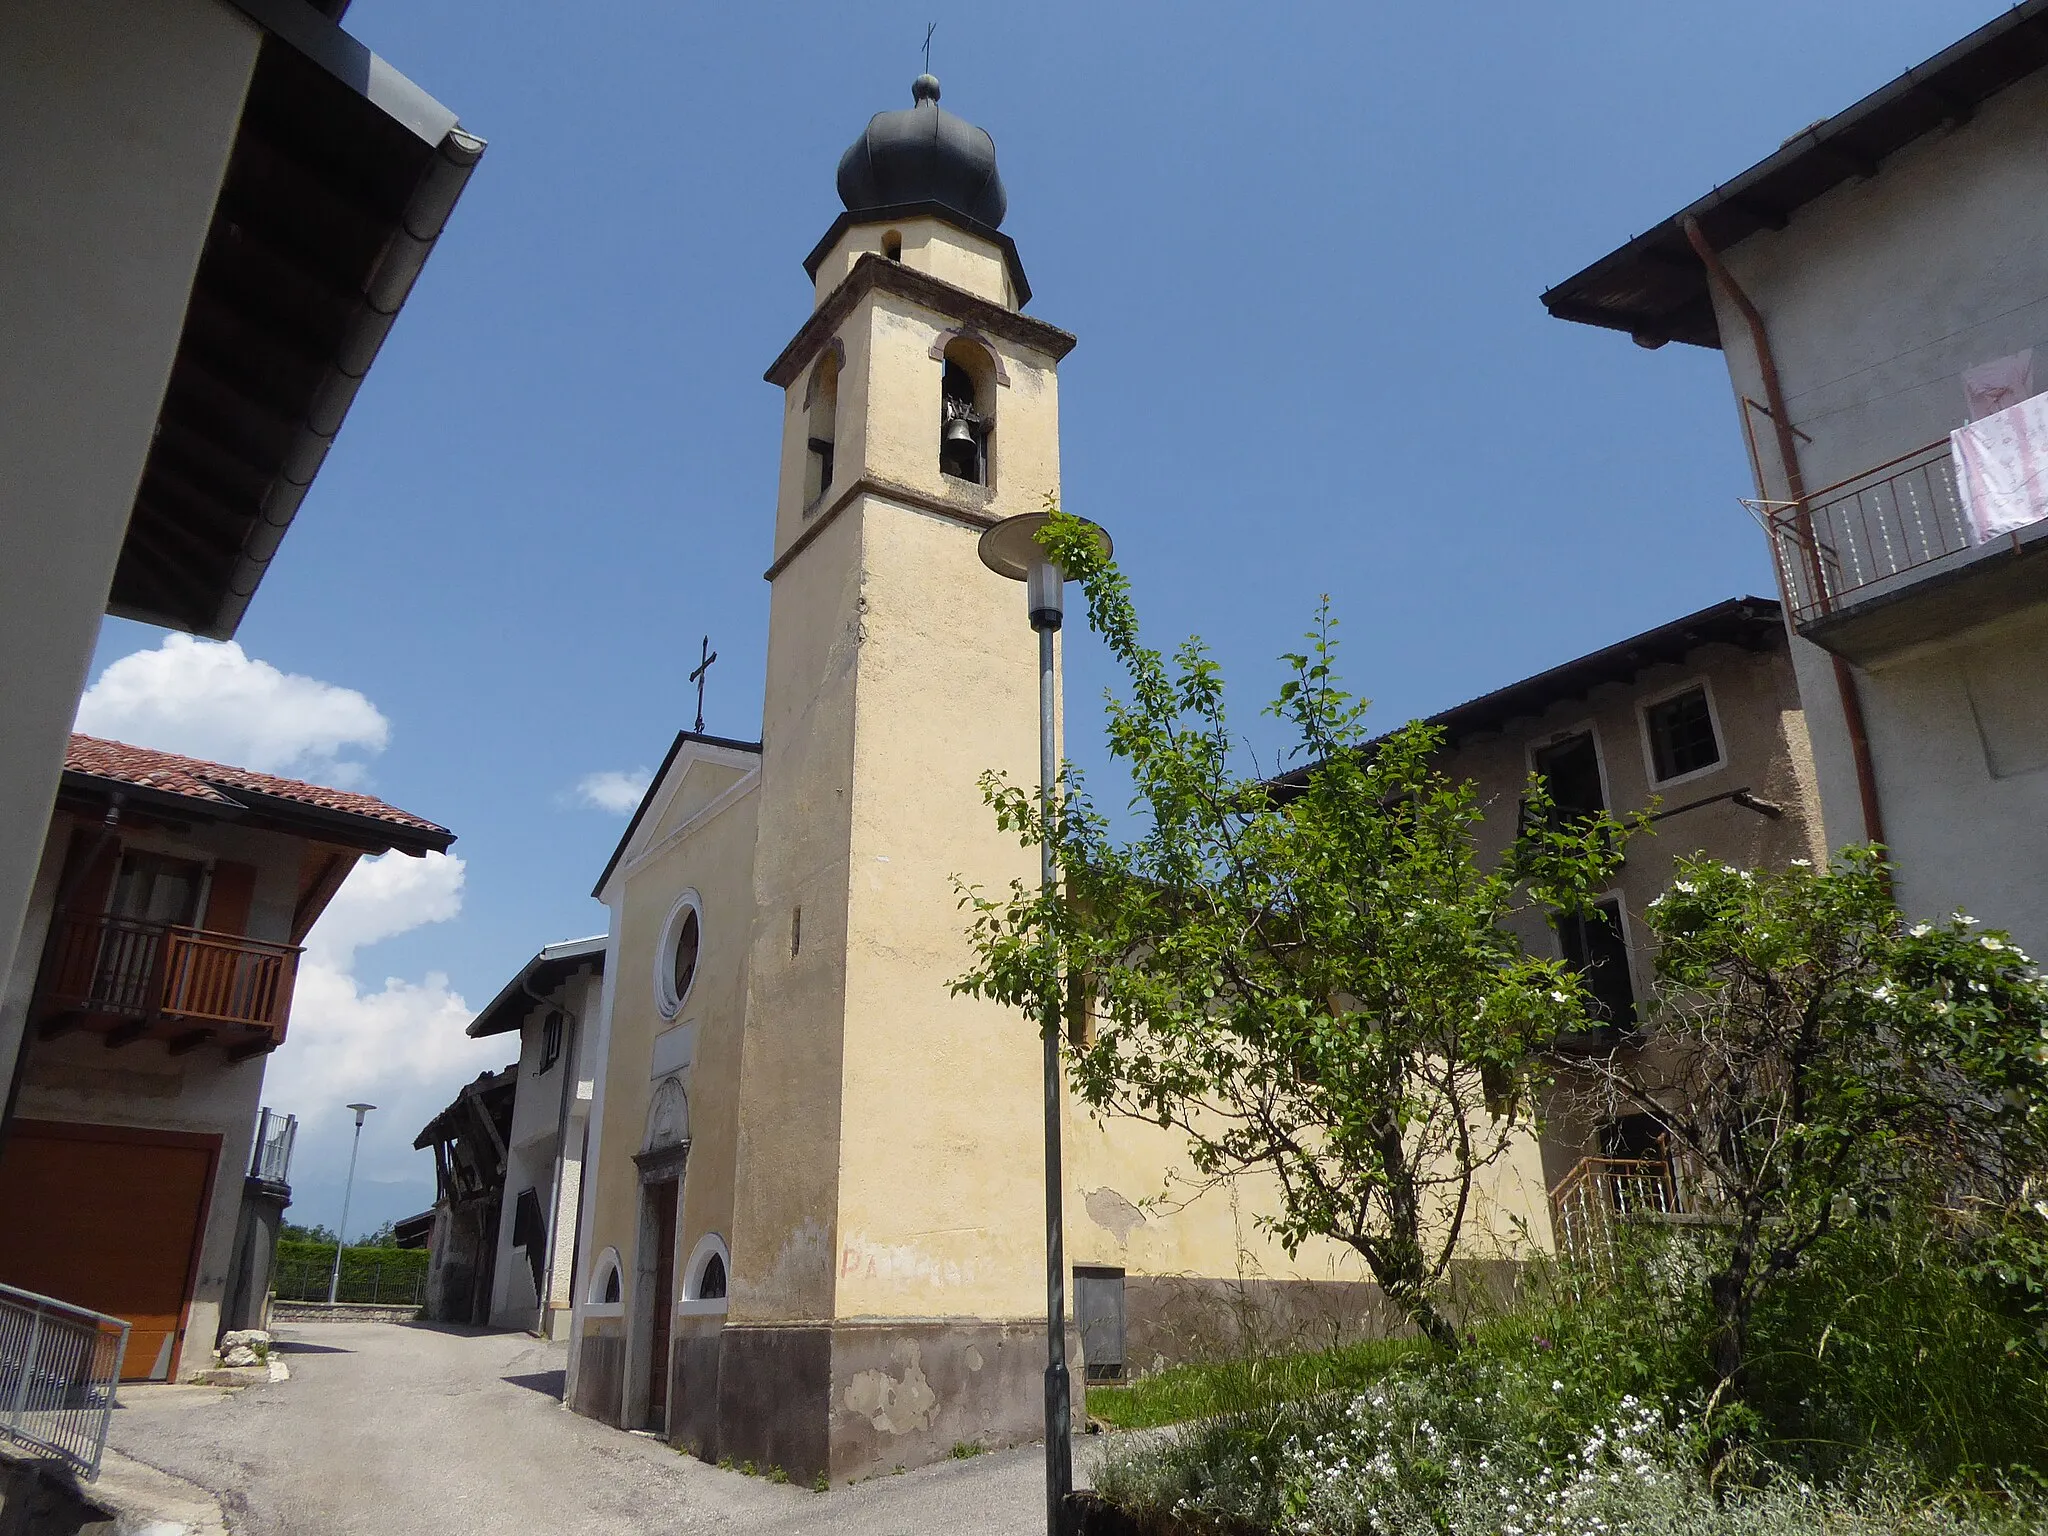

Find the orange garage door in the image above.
[{"left": 0, "top": 1120, "right": 219, "bottom": 1381}]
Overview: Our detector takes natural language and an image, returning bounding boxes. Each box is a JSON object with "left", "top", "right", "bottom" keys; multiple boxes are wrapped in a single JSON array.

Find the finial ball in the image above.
[{"left": 912, "top": 73, "right": 941, "bottom": 104}]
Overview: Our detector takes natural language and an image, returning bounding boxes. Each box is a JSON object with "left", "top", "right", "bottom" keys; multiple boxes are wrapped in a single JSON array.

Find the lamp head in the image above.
[
  {"left": 976, "top": 512, "right": 1112, "bottom": 633},
  {"left": 347, "top": 1102, "right": 376, "bottom": 1126}
]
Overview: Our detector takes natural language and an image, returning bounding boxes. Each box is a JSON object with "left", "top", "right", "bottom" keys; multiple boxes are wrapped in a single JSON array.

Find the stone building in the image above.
[{"left": 1545, "top": 0, "right": 2048, "bottom": 963}]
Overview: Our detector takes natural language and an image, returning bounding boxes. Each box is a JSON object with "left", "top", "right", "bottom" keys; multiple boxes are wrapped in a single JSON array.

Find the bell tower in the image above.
[{"left": 717, "top": 77, "right": 1078, "bottom": 1482}]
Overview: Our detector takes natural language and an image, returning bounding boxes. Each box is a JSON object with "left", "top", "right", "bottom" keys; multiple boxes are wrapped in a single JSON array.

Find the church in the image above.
[{"left": 558, "top": 75, "right": 1556, "bottom": 1484}]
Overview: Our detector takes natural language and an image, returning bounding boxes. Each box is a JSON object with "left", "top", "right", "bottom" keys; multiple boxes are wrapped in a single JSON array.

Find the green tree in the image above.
[
  {"left": 954, "top": 506, "right": 1634, "bottom": 1349},
  {"left": 1559, "top": 848, "right": 2048, "bottom": 1390}
]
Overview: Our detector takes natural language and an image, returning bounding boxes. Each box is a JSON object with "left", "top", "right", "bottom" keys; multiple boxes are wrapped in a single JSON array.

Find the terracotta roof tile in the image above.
[{"left": 65, "top": 735, "right": 451, "bottom": 843}]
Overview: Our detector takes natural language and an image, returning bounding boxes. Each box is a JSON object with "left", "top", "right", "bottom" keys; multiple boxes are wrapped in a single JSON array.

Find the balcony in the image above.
[
  {"left": 1768, "top": 440, "right": 2048, "bottom": 662},
  {"left": 33, "top": 912, "right": 302, "bottom": 1061}
]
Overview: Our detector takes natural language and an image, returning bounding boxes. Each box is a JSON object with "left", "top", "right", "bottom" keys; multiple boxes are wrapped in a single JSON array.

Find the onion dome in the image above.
[{"left": 835, "top": 75, "right": 1008, "bottom": 230}]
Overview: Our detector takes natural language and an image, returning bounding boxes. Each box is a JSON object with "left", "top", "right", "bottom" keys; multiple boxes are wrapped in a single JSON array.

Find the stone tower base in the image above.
[{"left": 670, "top": 1318, "right": 1071, "bottom": 1483}]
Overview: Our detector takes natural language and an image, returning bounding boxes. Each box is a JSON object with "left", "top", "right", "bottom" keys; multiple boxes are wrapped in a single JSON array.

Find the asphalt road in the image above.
[{"left": 106, "top": 1321, "right": 1090, "bottom": 1536}]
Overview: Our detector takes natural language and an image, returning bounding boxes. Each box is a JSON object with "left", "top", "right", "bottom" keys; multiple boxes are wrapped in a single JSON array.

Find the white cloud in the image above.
[
  {"left": 76, "top": 634, "right": 388, "bottom": 783},
  {"left": 262, "top": 851, "right": 502, "bottom": 1231},
  {"left": 573, "top": 768, "right": 652, "bottom": 815}
]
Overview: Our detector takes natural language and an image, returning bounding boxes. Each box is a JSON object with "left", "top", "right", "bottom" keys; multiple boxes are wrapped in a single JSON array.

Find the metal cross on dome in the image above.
[{"left": 690, "top": 635, "right": 717, "bottom": 735}]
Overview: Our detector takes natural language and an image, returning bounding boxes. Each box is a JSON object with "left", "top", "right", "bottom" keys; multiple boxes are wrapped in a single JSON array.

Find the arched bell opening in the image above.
[
  {"left": 939, "top": 338, "right": 994, "bottom": 486},
  {"left": 804, "top": 348, "right": 840, "bottom": 506}
]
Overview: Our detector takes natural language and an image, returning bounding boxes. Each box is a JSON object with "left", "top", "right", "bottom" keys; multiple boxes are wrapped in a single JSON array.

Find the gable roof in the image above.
[
  {"left": 590, "top": 730, "right": 762, "bottom": 900},
  {"left": 466, "top": 934, "right": 608, "bottom": 1038},
  {"left": 63, "top": 734, "right": 452, "bottom": 855},
  {"left": 1270, "top": 597, "right": 1783, "bottom": 798},
  {"left": 1541, "top": 0, "right": 2048, "bottom": 349}
]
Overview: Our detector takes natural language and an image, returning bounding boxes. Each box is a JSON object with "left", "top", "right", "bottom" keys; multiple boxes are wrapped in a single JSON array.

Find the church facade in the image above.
[{"left": 560, "top": 77, "right": 1556, "bottom": 1484}]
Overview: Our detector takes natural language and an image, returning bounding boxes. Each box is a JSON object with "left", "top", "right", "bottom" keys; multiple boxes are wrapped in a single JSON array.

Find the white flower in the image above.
[
  {"left": 1960, "top": 914, "right": 1982, "bottom": 926},
  {"left": 1909, "top": 923, "right": 1933, "bottom": 937},
  {"left": 1982, "top": 936, "right": 2008, "bottom": 952},
  {"left": 1550, "top": 990, "right": 1569, "bottom": 1004},
  {"left": 1790, "top": 858, "right": 1811, "bottom": 867}
]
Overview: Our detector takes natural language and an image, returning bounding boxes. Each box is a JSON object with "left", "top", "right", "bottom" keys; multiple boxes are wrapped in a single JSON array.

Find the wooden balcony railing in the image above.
[
  {"left": 1549, "top": 1155, "right": 1677, "bottom": 1276},
  {"left": 1768, "top": 440, "right": 1972, "bottom": 625},
  {"left": 34, "top": 912, "right": 301, "bottom": 1058}
]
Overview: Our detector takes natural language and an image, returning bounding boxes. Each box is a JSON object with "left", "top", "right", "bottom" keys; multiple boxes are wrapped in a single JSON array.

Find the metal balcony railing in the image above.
[
  {"left": 36, "top": 911, "right": 301, "bottom": 1052},
  {"left": 0, "top": 1282, "right": 129, "bottom": 1481},
  {"left": 250, "top": 1107, "right": 298, "bottom": 1185},
  {"left": 1768, "top": 440, "right": 1972, "bottom": 625}
]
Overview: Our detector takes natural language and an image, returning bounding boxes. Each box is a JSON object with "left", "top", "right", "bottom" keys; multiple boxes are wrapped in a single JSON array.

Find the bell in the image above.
[{"left": 943, "top": 415, "right": 976, "bottom": 447}]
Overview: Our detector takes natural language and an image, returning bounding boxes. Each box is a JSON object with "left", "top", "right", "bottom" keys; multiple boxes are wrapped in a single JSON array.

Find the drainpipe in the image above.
[{"left": 1683, "top": 215, "right": 1887, "bottom": 850}]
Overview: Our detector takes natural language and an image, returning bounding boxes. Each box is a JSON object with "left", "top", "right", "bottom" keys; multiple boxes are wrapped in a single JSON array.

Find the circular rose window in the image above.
[{"left": 655, "top": 892, "right": 703, "bottom": 1018}]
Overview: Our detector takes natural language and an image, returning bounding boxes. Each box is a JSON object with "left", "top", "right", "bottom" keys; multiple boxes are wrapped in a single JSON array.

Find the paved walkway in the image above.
[{"left": 106, "top": 1321, "right": 1091, "bottom": 1536}]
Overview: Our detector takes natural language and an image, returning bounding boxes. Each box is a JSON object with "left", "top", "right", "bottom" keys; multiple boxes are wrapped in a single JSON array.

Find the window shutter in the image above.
[{"left": 204, "top": 862, "right": 259, "bottom": 936}]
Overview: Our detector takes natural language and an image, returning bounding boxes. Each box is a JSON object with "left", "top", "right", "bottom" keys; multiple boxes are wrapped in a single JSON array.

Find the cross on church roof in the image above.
[{"left": 690, "top": 635, "right": 718, "bottom": 734}]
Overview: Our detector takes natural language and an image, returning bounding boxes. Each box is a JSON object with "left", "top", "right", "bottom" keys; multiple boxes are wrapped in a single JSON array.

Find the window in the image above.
[
  {"left": 586, "top": 1246, "right": 624, "bottom": 1314},
  {"left": 939, "top": 339, "right": 992, "bottom": 485},
  {"left": 1531, "top": 730, "right": 1605, "bottom": 822},
  {"left": 681, "top": 1234, "right": 730, "bottom": 1314},
  {"left": 1557, "top": 898, "right": 1636, "bottom": 1030},
  {"left": 655, "top": 892, "right": 703, "bottom": 1020},
  {"left": 537, "top": 1010, "right": 563, "bottom": 1074},
  {"left": 1643, "top": 684, "right": 1722, "bottom": 783},
  {"left": 882, "top": 229, "right": 902, "bottom": 261},
  {"left": 805, "top": 350, "right": 838, "bottom": 506}
]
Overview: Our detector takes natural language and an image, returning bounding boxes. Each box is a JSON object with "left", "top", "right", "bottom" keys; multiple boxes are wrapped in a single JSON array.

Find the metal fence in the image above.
[
  {"left": 0, "top": 1282, "right": 129, "bottom": 1481},
  {"left": 271, "top": 1258, "right": 426, "bottom": 1308}
]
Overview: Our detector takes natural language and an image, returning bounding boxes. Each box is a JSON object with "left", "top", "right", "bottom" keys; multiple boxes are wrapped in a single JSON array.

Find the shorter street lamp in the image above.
[
  {"left": 977, "top": 510, "right": 1112, "bottom": 1536},
  {"left": 326, "top": 1103, "right": 376, "bottom": 1305}
]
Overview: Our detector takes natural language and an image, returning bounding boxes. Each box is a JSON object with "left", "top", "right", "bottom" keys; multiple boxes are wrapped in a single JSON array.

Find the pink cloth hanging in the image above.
[
  {"left": 1963, "top": 349, "right": 2035, "bottom": 421},
  {"left": 1952, "top": 388, "right": 2048, "bottom": 543}
]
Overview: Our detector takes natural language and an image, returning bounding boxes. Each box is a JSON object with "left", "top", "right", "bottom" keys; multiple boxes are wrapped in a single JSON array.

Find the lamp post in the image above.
[
  {"left": 977, "top": 511, "right": 1112, "bottom": 1536},
  {"left": 326, "top": 1102, "right": 376, "bottom": 1305}
]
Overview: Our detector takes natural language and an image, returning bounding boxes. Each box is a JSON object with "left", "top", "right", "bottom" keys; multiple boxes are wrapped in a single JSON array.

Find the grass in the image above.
[{"left": 1086, "top": 1334, "right": 1430, "bottom": 1431}]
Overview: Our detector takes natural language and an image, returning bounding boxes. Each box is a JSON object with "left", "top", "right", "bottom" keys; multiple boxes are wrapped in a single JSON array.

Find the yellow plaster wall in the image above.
[
  {"left": 811, "top": 218, "right": 1015, "bottom": 308},
  {"left": 829, "top": 501, "right": 1050, "bottom": 1318},
  {"left": 584, "top": 755, "right": 759, "bottom": 1336},
  {"left": 727, "top": 503, "right": 865, "bottom": 1322}
]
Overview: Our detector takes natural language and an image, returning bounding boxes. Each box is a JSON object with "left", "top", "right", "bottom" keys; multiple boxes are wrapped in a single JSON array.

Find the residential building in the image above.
[
  {"left": 1409, "top": 597, "right": 1822, "bottom": 1193},
  {"left": 0, "top": 0, "right": 483, "bottom": 1043},
  {"left": 1543, "top": 1, "right": 2048, "bottom": 958},
  {"left": 0, "top": 736, "right": 452, "bottom": 1380},
  {"left": 559, "top": 77, "right": 1559, "bottom": 1485},
  {"left": 415, "top": 1067, "right": 516, "bottom": 1328},
  {"left": 415, "top": 936, "right": 605, "bottom": 1337}
]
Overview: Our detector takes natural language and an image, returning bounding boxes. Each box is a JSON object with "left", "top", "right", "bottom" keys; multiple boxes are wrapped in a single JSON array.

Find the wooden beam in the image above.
[
  {"left": 102, "top": 1020, "right": 149, "bottom": 1049},
  {"left": 37, "top": 1012, "right": 82, "bottom": 1041},
  {"left": 167, "top": 1029, "right": 216, "bottom": 1057},
  {"left": 226, "top": 1031, "right": 277, "bottom": 1064}
]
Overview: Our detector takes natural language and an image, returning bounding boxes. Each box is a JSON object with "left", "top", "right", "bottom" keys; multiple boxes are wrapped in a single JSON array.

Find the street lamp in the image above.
[
  {"left": 977, "top": 510, "right": 1112, "bottom": 1535},
  {"left": 326, "top": 1103, "right": 377, "bottom": 1305}
]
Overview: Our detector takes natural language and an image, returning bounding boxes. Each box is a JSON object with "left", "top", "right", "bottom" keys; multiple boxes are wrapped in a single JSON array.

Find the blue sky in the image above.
[{"left": 85, "top": 0, "right": 2001, "bottom": 1235}]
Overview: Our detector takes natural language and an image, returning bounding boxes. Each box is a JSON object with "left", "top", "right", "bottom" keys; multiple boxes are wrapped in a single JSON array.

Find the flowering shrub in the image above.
[{"left": 1096, "top": 1355, "right": 2037, "bottom": 1534}]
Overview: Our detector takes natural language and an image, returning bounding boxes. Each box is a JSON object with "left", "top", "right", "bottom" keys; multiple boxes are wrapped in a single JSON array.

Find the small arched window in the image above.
[
  {"left": 939, "top": 339, "right": 994, "bottom": 486},
  {"left": 882, "top": 229, "right": 903, "bottom": 262},
  {"left": 681, "top": 1233, "right": 731, "bottom": 1314},
  {"left": 586, "top": 1246, "right": 624, "bottom": 1313}
]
